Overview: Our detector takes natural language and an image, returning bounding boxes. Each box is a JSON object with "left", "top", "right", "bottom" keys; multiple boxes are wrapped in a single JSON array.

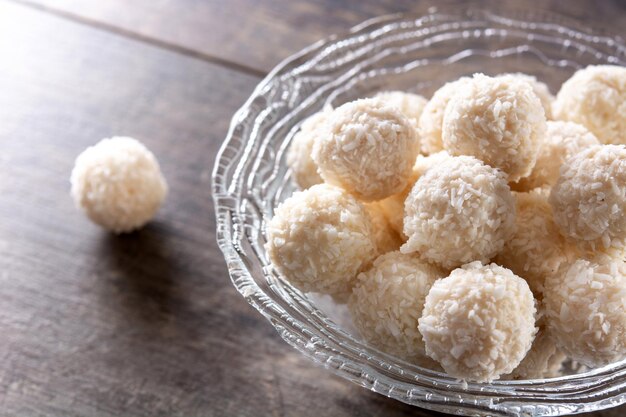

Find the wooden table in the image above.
[{"left": 1, "top": 1, "right": 624, "bottom": 415}]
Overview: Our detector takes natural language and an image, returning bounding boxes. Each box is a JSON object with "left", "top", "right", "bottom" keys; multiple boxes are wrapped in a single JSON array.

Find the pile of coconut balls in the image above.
[{"left": 265, "top": 65, "right": 626, "bottom": 383}]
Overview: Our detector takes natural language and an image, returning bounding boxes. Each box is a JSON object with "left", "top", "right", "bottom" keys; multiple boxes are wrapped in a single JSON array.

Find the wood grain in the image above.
[
  {"left": 1, "top": 0, "right": 626, "bottom": 416},
  {"left": 18, "top": 0, "right": 626, "bottom": 74},
  {"left": 0, "top": 2, "right": 436, "bottom": 416}
]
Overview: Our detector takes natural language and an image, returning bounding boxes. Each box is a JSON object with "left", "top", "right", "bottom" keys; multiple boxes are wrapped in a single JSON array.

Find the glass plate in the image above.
[{"left": 212, "top": 7, "right": 626, "bottom": 416}]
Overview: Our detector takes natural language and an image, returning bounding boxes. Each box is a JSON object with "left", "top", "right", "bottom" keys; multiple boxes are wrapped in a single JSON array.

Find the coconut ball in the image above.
[
  {"left": 418, "top": 262, "right": 537, "bottom": 382},
  {"left": 375, "top": 189, "right": 407, "bottom": 238},
  {"left": 506, "top": 326, "right": 566, "bottom": 380},
  {"left": 495, "top": 189, "right": 575, "bottom": 296},
  {"left": 312, "top": 98, "right": 419, "bottom": 201},
  {"left": 501, "top": 73, "right": 555, "bottom": 119},
  {"left": 286, "top": 111, "right": 328, "bottom": 189},
  {"left": 544, "top": 258, "right": 626, "bottom": 367},
  {"left": 265, "top": 183, "right": 377, "bottom": 301},
  {"left": 552, "top": 65, "right": 626, "bottom": 144},
  {"left": 364, "top": 202, "right": 403, "bottom": 254},
  {"left": 442, "top": 73, "right": 547, "bottom": 181},
  {"left": 349, "top": 251, "right": 445, "bottom": 368},
  {"left": 550, "top": 144, "right": 626, "bottom": 252},
  {"left": 513, "top": 121, "right": 599, "bottom": 191},
  {"left": 377, "top": 151, "right": 452, "bottom": 236},
  {"left": 374, "top": 91, "right": 428, "bottom": 128},
  {"left": 418, "top": 77, "right": 471, "bottom": 155},
  {"left": 70, "top": 136, "right": 168, "bottom": 233},
  {"left": 401, "top": 155, "right": 515, "bottom": 270}
]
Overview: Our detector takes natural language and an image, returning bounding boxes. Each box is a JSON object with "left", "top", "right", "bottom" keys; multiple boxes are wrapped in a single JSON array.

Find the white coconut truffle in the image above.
[
  {"left": 265, "top": 184, "right": 377, "bottom": 301},
  {"left": 70, "top": 136, "right": 168, "bottom": 233},
  {"left": 495, "top": 189, "right": 575, "bottom": 296},
  {"left": 377, "top": 151, "right": 452, "bottom": 236},
  {"left": 418, "top": 262, "right": 537, "bottom": 382},
  {"left": 507, "top": 326, "right": 566, "bottom": 380},
  {"left": 418, "top": 77, "right": 471, "bottom": 155},
  {"left": 312, "top": 98, "right": 419, "bottom": 201},
  {"left": 376, "top": 190, "right": 407, "bottom": 238},
  {"left": 550, "top": 145, "right": 626, "bottom": 252},
  {"left": 401, "top": 155, "right": 515, "bottom": 270},
  {"left": 364, "top": 203, "right": 403, "bottom": 255},
  {"left": 501, "top": 73, "right": 555, "bottom": 119},
  {"left": 442, "top": 74, "right": 547, "bottom": 181},
  {"left": 374, "top": 91, "right": 428, "bottom": 128},
  {"left": 349, "top": 251, "right": 444, "bottom": 368},
  {"left": 544, "top": 258, "right": 626, "bottom": 367},
  {"left": 286, "top": 111, "right": 328, "bottom": 189},
  {"left": 513, "top": 121, "right": 599, "bottom": 191},
  {"left": 553, "top": 65, "right": 626, "bottom": 144}
]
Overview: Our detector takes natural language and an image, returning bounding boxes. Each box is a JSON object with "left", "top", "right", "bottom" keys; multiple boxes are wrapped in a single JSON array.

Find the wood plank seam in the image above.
[{"left": 7, "top": 0, "right": 267, "bottom": 78}]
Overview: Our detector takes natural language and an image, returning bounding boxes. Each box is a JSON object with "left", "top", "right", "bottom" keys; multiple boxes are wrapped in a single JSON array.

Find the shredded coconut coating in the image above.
[
  {"left": 401, "top": 155, "right": 515, "bottom": 270},
  {"left": 513, "top": 121, "right": 599, "bottom": 191},
  {"left": 544, "top": 258, "right": 626, "bottom": 367},
  {"left": 506, "top": 326, "right": 565, "bottom": 380},
  {"left": 265, "top": 184, "right": 377, "bottom": 301},
  {"left": 553, "top": 65, "right": 626, "bottom": 145},
  {"left": 365, "top": 203, "right": 404, "bottom": 255},
  {"left": 286, "top": 111, "right": 328, "bottom": 189},
  {"left": 377, "top": 151, "right": 452, "bottom": 236},
  {"left": 442, "top": 74, "right": 547, "bottom": 181},
  {"left": 501, "top": 73, "right": 555, "bottom": 119},
  {"left": 549, "top": 145, "right": 626, "bottom": 252},
  {"left": 70, "top": 136, "right": 168, "bottom": 233},
  {"left": 374, "top": 91, "right": 427, "bottom": 129},
  {"left": 312, "top": 98, "right": 419, "bottom": 201},
  {"left": 418, "top": 77, "right": 471, "bottom": 155},
  {"left": 376, "top": 190, "right": 407, "bottom": 238},
  {"left": 419, "top": 262, "right": 537, "bottom": 382},
  {"left": 349, "top": 251, "right": 445, "bottom": 368},
  {"left": 495, "top": 189, "right": 575, "bottom": 296}
]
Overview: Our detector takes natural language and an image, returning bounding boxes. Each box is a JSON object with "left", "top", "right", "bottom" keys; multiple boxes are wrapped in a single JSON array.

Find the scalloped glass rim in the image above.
[{"left": 212, "top": 7, "right": 626, "bottom": 417}]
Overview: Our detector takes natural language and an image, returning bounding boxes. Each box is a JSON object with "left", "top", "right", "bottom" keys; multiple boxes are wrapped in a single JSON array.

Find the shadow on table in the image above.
[{"left": 97, "top": 221, "right": 179, "bottom": 326}]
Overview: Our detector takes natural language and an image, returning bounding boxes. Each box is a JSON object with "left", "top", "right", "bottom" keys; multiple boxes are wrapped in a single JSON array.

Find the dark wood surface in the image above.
[
  {"left": 0, "top": 0, "right": 624, "bottom": 416},
  {"left": 18, "top": 0, "right": 626, "bottom": 74}
]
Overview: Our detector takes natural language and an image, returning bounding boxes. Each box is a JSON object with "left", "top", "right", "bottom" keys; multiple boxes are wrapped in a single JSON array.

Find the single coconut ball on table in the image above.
[
  {"left": 418, "top": 77, "right": 471, "bottom": 155},
  {"left": 500, "top": 72, "right": 555, "bottom": 119},
  {"left": 495, "top": 188, "right": 576, "bottom": 297},
  {"left": 401, "top": 155, "right": 516, "bottom": 270},
  {"left": 442, "top": 73, "right": 547, "bottom": 182},
  {"left": 512, "top": 121, "right": 599, "bottom": 192},
  {"left": 552, "top": 65, "right": 626, "bottom": 145},
  {"left": 377, "top": 151, "right": 452, "bottom": 237},
  {"left": 70, "top": 136, "right": 168, "bottom": 233},
  {"left": 265, "top": 183, "right": 377, "bottom": 302},
  {"left": 543, "top": 257, "right": 626, "bottom": 367},
  {"left": 550, "top": 144, "right": 626, "bottom": 253},
  {"left": 418, "top": 261, "right": 537, "bottom": 382},
  {"left": 374, "top": 91, "right": 428, "bottom": 128},
  {"left": 348, "top": 251, "right": 446, "bottom": 369},
  {"left": 286, "top": 110, "right": 329, "bottom": 189},
  {"left": 312, "top": 98, "right": 419, "bottom": 201}
]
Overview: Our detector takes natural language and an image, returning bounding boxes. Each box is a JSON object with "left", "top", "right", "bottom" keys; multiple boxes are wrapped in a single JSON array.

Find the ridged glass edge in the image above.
[{"left": 212, "top": 7, "right": 626, "bottom": 417}]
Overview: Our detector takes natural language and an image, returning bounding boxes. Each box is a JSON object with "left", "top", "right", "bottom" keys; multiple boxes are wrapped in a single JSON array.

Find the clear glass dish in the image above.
[{"left": 212, "top": 7, "right": 626, "bottom": 416}]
